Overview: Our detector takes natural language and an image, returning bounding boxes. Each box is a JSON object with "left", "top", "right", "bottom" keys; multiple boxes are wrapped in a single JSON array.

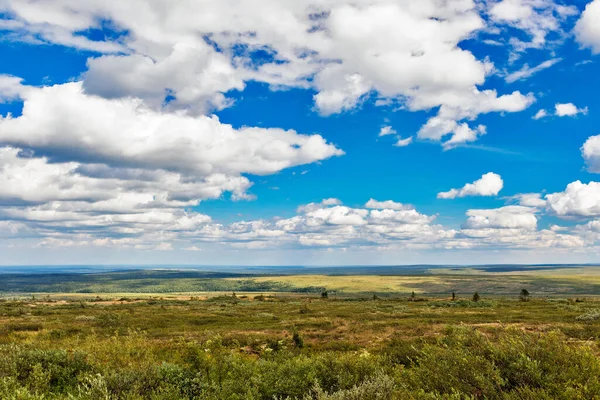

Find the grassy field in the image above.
[
  {"left": 2, "top": 292, "right": 600, "bottom": 398},
  {"left": 4, "top": 265, "right": 600, "bottom": 297},
  {"left": 2, "top": 267, "right": 600, "bottom": 398}
]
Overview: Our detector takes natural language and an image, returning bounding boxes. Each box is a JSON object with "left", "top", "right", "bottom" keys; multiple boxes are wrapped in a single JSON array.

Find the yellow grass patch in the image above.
[{"left": 238, "top": 275, "right": 441, "bottom": 293}]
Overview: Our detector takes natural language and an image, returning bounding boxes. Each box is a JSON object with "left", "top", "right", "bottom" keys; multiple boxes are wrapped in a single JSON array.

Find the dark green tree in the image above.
[
  {"left": 321, "top": 290, "right": 328, "bottom": 298},
  {"left": 452, "top": 292, "right": 456, "bottom": 301},
  {"left": 292, "top": 331, "right": 304, "bottom": 348},
  {"left": 519, "top": 289, "right": 530, "bottom": 302},
  {"left": 472, "top": 292, "right": 480, "bottom": 302}
]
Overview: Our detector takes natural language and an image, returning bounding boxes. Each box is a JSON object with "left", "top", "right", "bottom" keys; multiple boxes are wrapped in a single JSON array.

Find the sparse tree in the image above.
[
  {"left": 472, "top": 292, "right": 480, "bottom": 302},
  {"left": 292, "top": 331, "right": 304, "bottom": 348},
  {"left": 519, "top": 289, "right": 530, "bottom": 302},
  {"left": 410, "top": 291, "right": 416, "bottom": 302}
]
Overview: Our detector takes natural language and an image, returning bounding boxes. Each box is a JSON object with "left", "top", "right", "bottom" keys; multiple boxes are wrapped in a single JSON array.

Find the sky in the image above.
[{"left": 1, "top": 0, "right": 600, "bottom": 266}]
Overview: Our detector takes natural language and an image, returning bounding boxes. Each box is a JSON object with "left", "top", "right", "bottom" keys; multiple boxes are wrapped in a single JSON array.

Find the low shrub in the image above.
[{"left": 576, "top": 310, "right": 600, "bottom": 322}]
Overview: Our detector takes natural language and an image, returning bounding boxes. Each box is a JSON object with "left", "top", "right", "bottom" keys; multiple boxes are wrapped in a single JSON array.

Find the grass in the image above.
[
  {"left": 244, "top": 271, "right": 600, "bottom": 296},
  {"left": 4, "top": 266, "right": 600, "bottom": 296},
  {"left": 3, "top": 267, "right": 600, "bottom": 398},
  {"left": 241, "top": 274, "right": 440, "bottom": 293},
  {"left": 2, "top": 294, "right": 600, "bottom": 398}
]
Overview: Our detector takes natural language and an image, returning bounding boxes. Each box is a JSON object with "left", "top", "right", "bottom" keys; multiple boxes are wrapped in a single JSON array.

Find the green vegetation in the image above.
[
  {"left": 1, "top": 292, "right": 600, "bottom": 398},
  {"left": 3, "top": 267, "right": 600, "bottom": 398},
  {"left": 4, "top": 266, "right": 600, "bottom": 296},
  {"left": 0, "top": 271, "right": 327, "bottom": 294}
]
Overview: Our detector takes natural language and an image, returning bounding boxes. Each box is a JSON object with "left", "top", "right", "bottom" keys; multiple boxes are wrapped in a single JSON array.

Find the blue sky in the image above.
[{"left": 1, "top": 0, "right": 600, "bottom": 266}]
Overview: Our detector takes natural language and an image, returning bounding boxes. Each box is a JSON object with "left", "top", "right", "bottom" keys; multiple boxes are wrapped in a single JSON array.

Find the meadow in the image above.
[{"left": 1, "top": 266, "right": 600, "bottom": 398}]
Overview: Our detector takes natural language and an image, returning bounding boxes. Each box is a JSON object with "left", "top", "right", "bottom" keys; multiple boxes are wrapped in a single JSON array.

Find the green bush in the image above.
[
  {"left": 11, "top": 348, "right": 93, "bottom": 394},
  {"left": 576, "top": 310, "right": 600, "bottom": 322},
  {"left": 1, "top": 323, "right": 600, "bottom": 399},
  {"left": 305, "top": 372, "right": 395, "bottom": 400}
]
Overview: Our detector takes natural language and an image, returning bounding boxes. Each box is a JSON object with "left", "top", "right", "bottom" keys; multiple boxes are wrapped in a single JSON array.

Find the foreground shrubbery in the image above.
[{"left": 1, "top": 326, "right": 599, "bottom": 399}]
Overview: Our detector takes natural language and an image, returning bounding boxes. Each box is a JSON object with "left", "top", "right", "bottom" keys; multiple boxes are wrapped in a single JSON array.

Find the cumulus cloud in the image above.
[
  {"left": 0, "top": 147, "right": 252, "bottom": 206},
  {"left": 0, "top": 80, "right": 343, "bottom": 252},
  {"left": 554, "top": 102, "right": 588, "bottom": 117},
  {"left": 488, "top": 0, "right": 578, "bottom": 54},
  {"left": 0, "top": 75, "right": 26, "bottom": 102},
  {"left": 364, "top": 199, "right": 412, "bottom": 211},
  {"left": 437, "top": 173, "right": 504, "bottom": 199},
  {"left": 533, "top": 103, "right": 588, "bottom": 120},
  {"left": 0, "top": 0, "right": 593, "bottom": 256},
  {"left": 575, "top": 0, "right": 600, "bottom": 53},
  {"left": 416, "top": 90, "right": 534, "bottom": 148},
  {"left": 84, "top": 43, "right": 245, "bottom": 114},
  {"left": 0, "top": 82, "right": 343, "bottom": 177},
  {"left": 297, "top": 198, "right": 342, "bottom": 213},
  {"left": 463, "top": 206, "right": 537, "bottom": 230},
  {"left": 583, "top": 135, "right": 600, "bottom": 173},
  {"left": 546, "top": 181, "right": 600, "bottom": 218},
  {"left": 176, "top": 202, "right": 586, "bottom": 251},
  {"left": 0, "top": 0, "right": 538, "bottom": 147},
  {"left": 0, "top": 186, "right": 588, "bottom": 253}
]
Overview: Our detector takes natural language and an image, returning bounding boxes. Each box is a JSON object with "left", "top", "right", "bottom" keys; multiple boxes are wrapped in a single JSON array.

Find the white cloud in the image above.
[
  {"left": 0, "top": 0, "right": 595, "bottom": 258},
  {"left": 378, "top": 126, "right": 395, "bottom": 137},
  {"left": 489, "top": 0, "right": 578, "bottom": 54},
  {"left": 297, "top": 198, "right": 342, "bottom": 213},
  {"left": 0, "top": 75, "right": 26, "bottom": 103},
  {"left": 438, "top": 173, "right": 504, "bottom": 199},
  {"left": 416, "top": 90, "right": 534, "bottom": 148},
  {"left": 0, "top": 187, "right": 589, "bottom": 254},
  {"left": 506, "top": 193, "right": 547, "bottom": 208},
  {"left": 0, "top": 79, "right": 344, "bottom": 252},
  {"left": 533, "top": 103, "right": 588, "bottom": 120},
  {"left": 554, "top": 102, "right": 588, "bottom": 117},
  {"left": 575, "top": 0, "right": 600, "bottom": 53},
  {"left": 546, "top": 181, "right": 600, "bottom": 218},
  {"left": 532, "top": 109, "right": 548, "bottom": 120},
  {"left": 583, "top": 134, "right": 600, "bottom": 173},
  {"left": 504, "top": 58, "right": 561, "bottom": 83},
  {"left": 191, "top": 202, "right": 584, "bottom": 252},
  {"left": 394, "top": 136, "right": 413, "bottom": 147},
  {"left": 314, "top": 70, "right": 371, "bottom": 116},
  {"left": 84, "top": 43, "right": 245, "bottom": 115},
  {"left": 378, "top": 125, "right": 413, "bottom": 147},
  {"left": 0, "top": 147, "right": 252, "bottom": 206},
  {"left": 463, "top": 206, "right": 537, "bottom": 230},
  {"left": 364, "top": 199, "right": 412, "bottom": 211},
  {"left": 306, "top": 206, "right": 369, "bottom": 226},
  {"left": 0, "top": 0, "right": 537, "bottom": 148},
  {"left": 0, "top": 82, "right": 343, "bottom": 178}
]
